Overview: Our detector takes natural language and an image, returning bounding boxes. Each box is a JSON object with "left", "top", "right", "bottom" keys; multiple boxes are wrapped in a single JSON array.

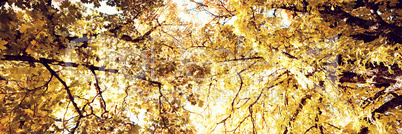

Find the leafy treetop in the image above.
[{"left": 0, "top": 0, "right": 401, "bottom": 133}]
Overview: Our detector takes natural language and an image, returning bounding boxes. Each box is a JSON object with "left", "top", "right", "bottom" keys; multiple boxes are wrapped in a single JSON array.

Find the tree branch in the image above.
[
  {"left": 372, "top": 95, "right": 402, "bottom": 115},
  {"left": 2, "top": 55, "right": 118, "bottom": 73},
  {"left": 39, "top": 58, "right": 83, "bottom": 133},
  {"left": 284, "top": 94, "right": 312, "bottom": 134},
  {"left": 120, "top": 25, "right": 160, "bottom": 43},
  {"left": 277, "top": 2, "right": 402, "bottom": 44},
  {"left": 88, "top": 68, "right": 108, "bottom": 117},
  {"left": 219, "top": 57, "right": 263, "bottom": 62}
]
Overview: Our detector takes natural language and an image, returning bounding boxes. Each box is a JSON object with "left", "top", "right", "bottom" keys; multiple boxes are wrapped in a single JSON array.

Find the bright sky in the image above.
[
  {"left": 175, "top": 0, "right": 212, "bottom": 23},
  {"left": 81, "top": 1, "right": 122, "bottom": 14}
]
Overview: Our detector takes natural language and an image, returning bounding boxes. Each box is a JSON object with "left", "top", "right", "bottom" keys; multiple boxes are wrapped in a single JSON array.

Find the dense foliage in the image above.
[{"left": 0, "top": 0, "right": 401, "bottom": 133}]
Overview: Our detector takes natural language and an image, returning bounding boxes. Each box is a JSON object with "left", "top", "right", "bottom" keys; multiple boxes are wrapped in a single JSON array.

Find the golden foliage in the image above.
[{"left": 0, "top": 0, "right": 401, "bottom": 133}]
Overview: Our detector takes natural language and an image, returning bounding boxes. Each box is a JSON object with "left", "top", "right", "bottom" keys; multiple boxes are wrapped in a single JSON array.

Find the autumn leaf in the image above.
[
  {"left": 23, "top": 109, "right": 34, "bottom": 115},
  {"left": 19, "top": 24, "right": 32, "bottom": 33},
  {"left": 0, "top": 0, "right": 401, "bottom": 133},
  {"left": 0, "top": 39, "right": 7, "bottom": 50},
  {"left": 30, "top": 40, "right": 37, "bottom": 47}
]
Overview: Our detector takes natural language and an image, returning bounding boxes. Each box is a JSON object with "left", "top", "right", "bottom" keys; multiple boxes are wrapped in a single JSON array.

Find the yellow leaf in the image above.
[
  {"left": 88, "top": 43, "right": 99, "bottom": 49},
  {"left": 129, "top": 124, "right": 141, "bottom": 134},
  {"left": 25, "top": 48, "right": 35, "bottom": 55},
  {"left": 30, "top": 40, "right": 37, "bottom": 47},
  {"left": 24, "top": 109, "right": 34, "bottom": 115},
  {"left": 163, "top": 82, "right": 173, "bottom": 89},
  {"left": 37, "top": 109, "right": 48, "bottom": 116},
  {"left": 16, "top": 129, "right": 25, "bottom": 133},
  {"left": 19, "top": 24, "right": 32, "bottom": 33},
  {"left": 0, "top": 39, "right": 7, "bottom": 50},
  {"left": 0, "top": 118, "right": 8, "bottom": 124}
]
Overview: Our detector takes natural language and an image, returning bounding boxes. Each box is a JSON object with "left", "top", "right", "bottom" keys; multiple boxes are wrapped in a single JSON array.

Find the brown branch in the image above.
[
  {"left": 339, "top": 63, "right": 402, "bottom": 109},
  {"left": 158, "top": 89, "right": 174, "bottom": 133},
  {"left": 235, "top": 98, "right": 250, "bottom": 109},
  {"left": 2, "top": 55, "right": 118, "bottom": 73},
  {"left": 327, "top": 4, "right": 402, "bottom": 43},
  {"left": 358, "top": 127, "right": 369, "bottom": 134},
  {"left": 211, "top": 115, "right": 231, "bottom": 133},
  {"left": 231, "top": 71, "right": 244, "bottom": 111},
  {"left": 218, "top": 0, "right": 235, "bottom": 16},
  {"left": 230, "top": 115, "right": 250, "bottom": 133},
  {"left": 277, "top": 2, "right": 402, "bottom": 44},
  {"left": 62, "top": 102, "right": 70, "bottom": 130},
  {"left": 277, "top": 2, "right": 377, "bottom": 30},
  {"left": 219, "top": 57, "right": 263, "bottom": 62},
  {"left": 291, "top": 95, "right": 312, "bottom": 121},
  {"left": 120, "top": 25, "right": 159, "bottom": 43},
  {"left": 272, "top": 47, "right": 298, "bottom": 59},
  {"left": 361, "top": 89, "right": 387, "bottom": 109},
  {"left": 231, "top": 62, "right": 257, "bottom": 111},
  {"left": 40, "top": 59, "right": 83, "bottom": 133},
  {"left": 325, "top": 123, "right": 340, "bottom": 130},
  {"left": 81, "top": 92, "right": 102, "bottom": 119},
  {"left": 192, "top": 1, "right": 234, "bottom": 18},
  {"left": 229, "top": 85, "right": 277, "bottom": 133},
  {"left": 2, "top": 74, "right": 54, "bottom": 95},
  {"left": 249, "top": 101, "right": 256, "bottom": 134},
  {"left": 372, "top": 95, "right": 402, "bottom": 115},
  {"left": 136, "top": 76, "right": 173, "bottom": 133},
  {"left": 358, "top": 95, "right": 402, "bottom": 133},
  {"left": 284, "top": 94, "right": 312, "bottom": 134},
  {"left": 304, "top": 126, "right": 316, "bottom": 134},
  {"left": 88, "top": 68, "right": 108, "bottom": 117},
  {"left": 119, "top": 86, "right": 130, "bottom": 116}
]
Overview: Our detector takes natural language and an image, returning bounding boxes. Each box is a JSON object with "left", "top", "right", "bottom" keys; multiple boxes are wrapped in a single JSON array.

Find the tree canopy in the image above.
[{"left": 0, "top": 0, "right": 401, "bottom": 133}]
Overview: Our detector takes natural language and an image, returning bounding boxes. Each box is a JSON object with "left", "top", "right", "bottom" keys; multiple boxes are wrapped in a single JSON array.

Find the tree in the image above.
[
  {"left": 223, "top": 0, "right": 402, "bottom": 133},
  {"left": 0, "top": 0, "right": 401, "bottom": 133}
]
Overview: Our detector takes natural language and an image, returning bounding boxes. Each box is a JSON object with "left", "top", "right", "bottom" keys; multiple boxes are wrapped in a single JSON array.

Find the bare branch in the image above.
[
  {"left": 88, "top": 68, "right": 108, "bottom": 117},
  {"left": 40, "top": 59, "right": 83, "bottom": 133},
  {"left": 219, "top": 57, "right": 263, "bottom": 62},
  {"left": 2, "top": 55, "right": 118, "bottom": 73}
]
